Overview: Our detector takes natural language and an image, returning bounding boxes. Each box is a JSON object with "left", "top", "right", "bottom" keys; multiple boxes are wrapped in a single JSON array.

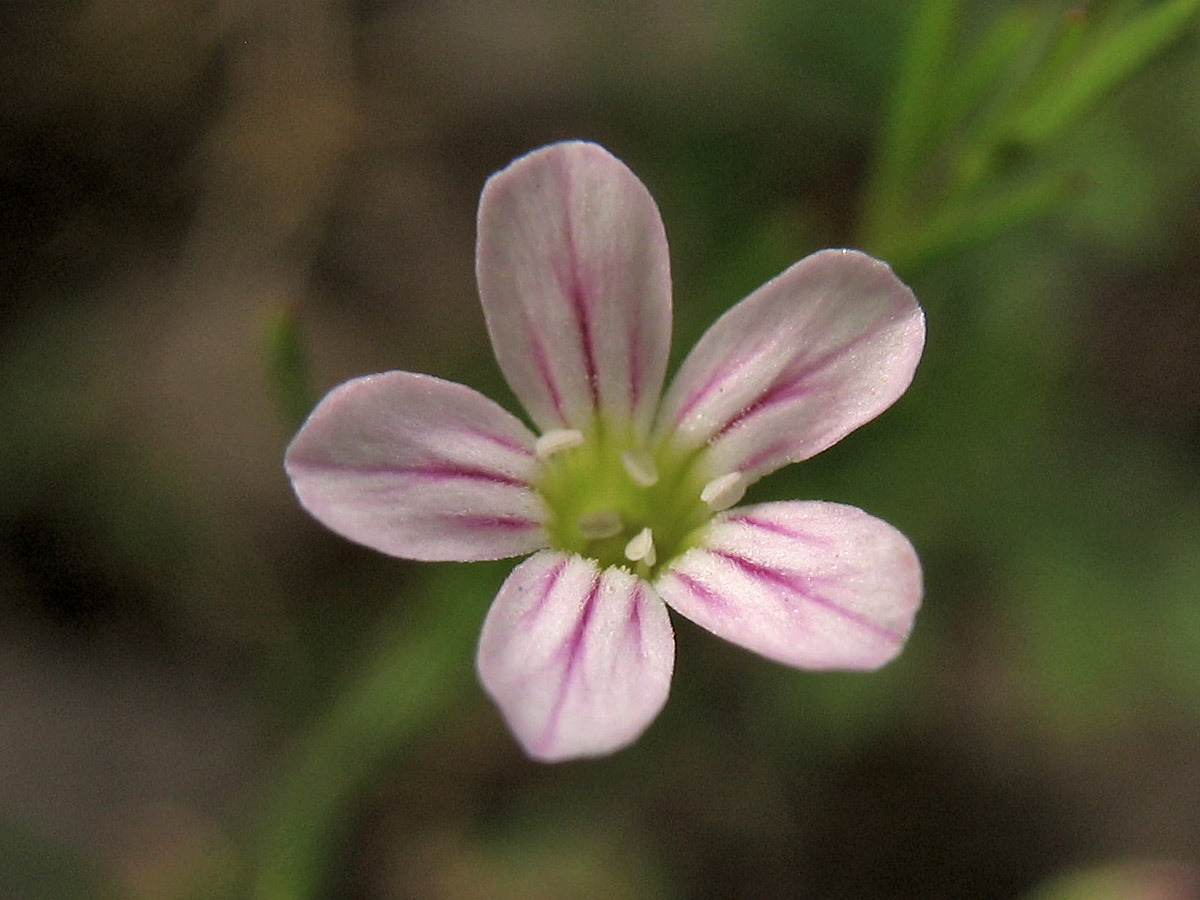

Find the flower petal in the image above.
[
  {"left": 477, "top": 550, "right": 674, "bottom": 761},
  {"left": 285, "top": 372, "right": 547, "bottom": 561},
  {"left": 656, "top": 501, "right": 921, "bottom": 670},
  {"left": 476, "top": 141, "right": 672, "bottom": 435},
  {"left": 657, "top": 249, "right": 924, "bottom": 481}
]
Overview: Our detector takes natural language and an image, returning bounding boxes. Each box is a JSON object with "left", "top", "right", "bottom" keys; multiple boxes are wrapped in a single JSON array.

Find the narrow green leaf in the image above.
[
  {"left": 862, "top": 0, "right": 964, "bottom": 242},
  {"left": 884, "top": 172, "right": 1079, "bottom": 275},
  {"left": 1026, "top": 4, "right": 1091, "bottom": 92},
  {"left": 1010, "top": 0, "right": 1200, "bottom": 145},
  {"left": 248, "top": 562, "right": 504, "bottom": 900},
  {"left": 938, "top": 5, "right": 1042, "bottom": 133},
  {"left": 265, "top": 305, "right": 316, "bottom": 432}
]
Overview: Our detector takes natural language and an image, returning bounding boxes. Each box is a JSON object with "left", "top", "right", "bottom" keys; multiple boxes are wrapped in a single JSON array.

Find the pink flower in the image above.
[{"left": 286, "top": 141, "right": 925, "bottom": 762}]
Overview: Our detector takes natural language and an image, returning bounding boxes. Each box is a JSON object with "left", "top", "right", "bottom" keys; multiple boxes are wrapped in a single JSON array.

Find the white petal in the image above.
[
  {"left": 285, "top": 372, "right": 547, "bottom": 561},
  {"left": 477, "top": 551, "right": 675, "bottom": 761},
  {"left": 656, "top": 501, "right": 921, "bottom": 670},
  {"left": 657, "top": 249, "right": 924, "bottom": 481},
  {"left": 476, "top": 141, "right": 672, "bottom": 434}
]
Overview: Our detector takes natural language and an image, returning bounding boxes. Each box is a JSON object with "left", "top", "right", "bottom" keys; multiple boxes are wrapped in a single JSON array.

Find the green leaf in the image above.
[
  {"left": 863, "top": 0, "right": 965, "bottom": 241},
  {"left": 264, "top": 305, "right": 315, "bottom": 432},
  {"left": 248, "top": 561, "right": 504, "bottom": 900},
  {"left": 1009, "top": 0, "right": 1200, "bottom": 145},
  {"left": 937, "top": 5, "right": 1042, "bottom": 134},
  {"left": 882, "top": 172, "right": 1079, "bottom": 274}
]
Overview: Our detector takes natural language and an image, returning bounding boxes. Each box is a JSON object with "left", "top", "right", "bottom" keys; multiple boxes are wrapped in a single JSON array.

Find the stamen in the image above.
[
  {"left": 535, "top": 428, "right": 584, "bottom": 459},
  {"left": 578, "top": 510, "right": 623, "bottom": 540},
  {"left": 700, "top": 472, "right": 746, "bottom": 511},
  {"left": 624, "top": 527, "right": 656, "bottom": 567},
  {"left": 620, "top": 448, "right": 659, "bottom": 487}
]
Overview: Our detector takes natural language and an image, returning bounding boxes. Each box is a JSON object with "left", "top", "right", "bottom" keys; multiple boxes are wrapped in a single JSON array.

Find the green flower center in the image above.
[{"left": 534, "top": 419, "right": 743, "bottom": 579}]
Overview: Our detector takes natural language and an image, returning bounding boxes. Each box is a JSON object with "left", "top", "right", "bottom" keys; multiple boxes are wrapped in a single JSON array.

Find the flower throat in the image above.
[{"left": 533, "top": 418, "right": 745, "bottom": 578}]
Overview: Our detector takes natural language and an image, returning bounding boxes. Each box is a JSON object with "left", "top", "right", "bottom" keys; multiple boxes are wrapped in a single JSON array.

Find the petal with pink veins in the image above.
[
  {"left": 477, "top": 550, "right": 675, "bottom": 762},
  {"left": 285, "top": 372, "right": 547, "bottom": 562},
  {"left": 476, "top": 141, "right": 673, "bottom": 435},
  {"left": 657, "top": 249, "right": 924, "bottom": 482},
  {"left": 656, "top": 501, "right": 922, "bottom": 671}
]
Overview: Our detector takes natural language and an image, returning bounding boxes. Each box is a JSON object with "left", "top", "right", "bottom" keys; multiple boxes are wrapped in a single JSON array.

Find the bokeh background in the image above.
[{"left": 3, "top": 1, "right": 1200, "bottom": 898}]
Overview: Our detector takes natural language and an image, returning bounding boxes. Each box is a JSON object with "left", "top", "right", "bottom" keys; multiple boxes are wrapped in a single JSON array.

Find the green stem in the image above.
[
  {"left": 265, "top": 305, "right": 316, "bottom": 433},
  {"left": 1008, "top": 0, "right": 1200, "bottom": 145},
  {"left": 861, "top": 0, "right": 963, "bottom": 248},
  {"left": 248, "top": 562, "right": 502, "bottom": 900},
  {"left": 883, "top": 173, "right": 1078, "bottom": 275}
]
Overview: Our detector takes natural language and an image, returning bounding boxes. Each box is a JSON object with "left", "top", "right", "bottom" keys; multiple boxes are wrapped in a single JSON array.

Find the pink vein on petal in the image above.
[
  {"left": 561, "top": 261, "right": 600, "bottom": 406},
  {"left": 521, "top": 556, "right": 570, "bottom": 624},
  {"left": 628, "top": 312, "right": 643, "bottom": 414},
  {"left": 660, "top": 569, "right": 731, "bottom": 612},
  {"left": 538, "top": 571, "right": 603, "bottom": 751},
  {"left": 730, "top": 438, "right": 795, "bottom": 476},
  {"left": 440, "top": 514, "right": 542, "bottom": 532},
  {"left": 679, "top": 302, "right": 908, "bottom": 452},
  {"left": 399, "top": 464, "right": 529, "bottom": 486},
  {"left": 713, "top": 550, "right": 903, "bottom": 643},
  {"left": 626, "top": 583, "right": 644, "bottom": 635},
  {"left": 294, "top": 459, "right": 529, "bottom": 488},
  {"left": 556, "top": 156, "right": 600, "bottom": 407},
  {"left": 524, "top": 309, "right": 567, "bottom": 426},
  {"left": 462, "top": 424, "right": 535, "bottom": 457},
  {"left": 711, "top": 321, "right": 888, "bottom": 442},
  {"left": 721, "top": 512, "right": 836, "bottom": 548},
  {"left": 670, "top": 352, "right": 756, "bottom": 428},
  {"left": 712, "top": 368, "right": 820, "bottom": 440}
]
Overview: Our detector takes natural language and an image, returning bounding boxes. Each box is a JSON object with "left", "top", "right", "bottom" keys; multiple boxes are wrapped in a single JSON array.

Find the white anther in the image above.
[
  {"left": 620, "top": 448, "right": 659, "bottom": 487},
  {"left": 535, "top": 428, "right": 584, "bottom": 459},
  {"left": 624, "top": 527, "right": 656, "bottom": 567},
  {"left": 578, "top": 510, "right": 623, "bottom": 540},
  {"left": 700, "top": 472, "right": 746, "bottom": 511}
]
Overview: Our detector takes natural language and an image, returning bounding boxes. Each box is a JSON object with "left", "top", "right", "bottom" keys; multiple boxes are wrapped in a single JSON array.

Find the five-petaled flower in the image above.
[{"left": 285, "top": 141, "right": 926, "bottom": 762}]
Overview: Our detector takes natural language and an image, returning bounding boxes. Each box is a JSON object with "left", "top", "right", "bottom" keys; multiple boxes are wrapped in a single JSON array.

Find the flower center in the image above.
[{"left": 534, "top": 419, "right": 742, "bottom": 578}]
